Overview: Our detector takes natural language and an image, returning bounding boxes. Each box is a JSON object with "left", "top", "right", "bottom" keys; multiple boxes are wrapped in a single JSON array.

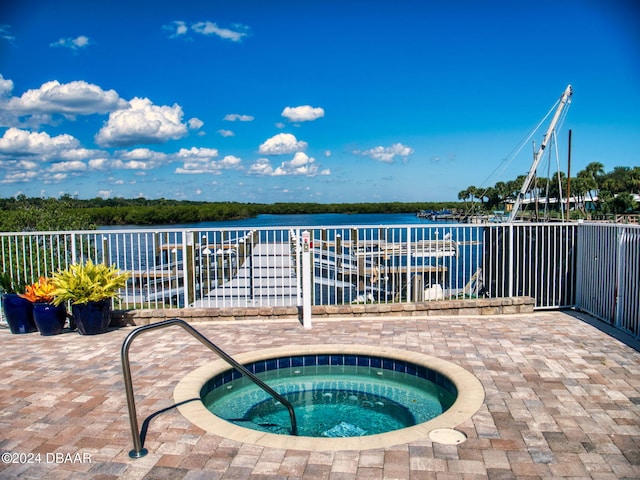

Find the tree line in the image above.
[
  {"left": 458, "top": 163, "right": 640, "bottom": 215},
  {"left": 0, "top": 196, "right": 459, "bottom": 232}
]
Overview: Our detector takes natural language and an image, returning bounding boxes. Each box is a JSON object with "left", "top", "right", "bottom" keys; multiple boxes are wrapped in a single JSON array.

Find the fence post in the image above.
[
  {"left": 614, "top": 227, "right": 625, "bottom": 328},
  {"left": 292, "top": 229, "right": 301, "bottom": 307},
  {"left": 406, "top": 226, "right": 412, "bottom": 303},
  {"left": 70, "top": 232, "right": 77, "bottom": 265},
  {"left": 508, "top": 224, "right": 514, "bottom": 298},
  {"left": 183, "top": 231, "right": 194, "bottom": 308},
  {"left": 301, "top": 230, "right": 312, "bottom": 329},
  {"left": 102, "top": 236, "right": 109, "bottom": 265}
]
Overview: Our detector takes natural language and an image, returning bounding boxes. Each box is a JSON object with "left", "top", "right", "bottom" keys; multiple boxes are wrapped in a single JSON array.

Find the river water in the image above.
[{"left": 99, "top": 212, "right": 439, "bottom": 230}]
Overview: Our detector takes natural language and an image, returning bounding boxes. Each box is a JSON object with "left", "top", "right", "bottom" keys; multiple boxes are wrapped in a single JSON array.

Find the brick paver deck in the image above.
[{"left": 1, "top": 311, "right": 639, "bottom": 479}]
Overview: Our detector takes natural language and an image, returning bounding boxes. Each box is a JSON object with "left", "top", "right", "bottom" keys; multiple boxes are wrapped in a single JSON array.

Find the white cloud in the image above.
[
  {"left": 49, "top": 160, "right": 87, "bottom": 172},
  {"left": 111, "top": 148, "right": 171, "bottom": 170},
  {"left": 275, "top": 152, "right": 317, "bottom": 176},
  {"left": 1, "top": 25, "right": 16, "bottom": 42},
  {"left": 224, "top": 113, "right": 254, "bottom": 122},
  {"left": 0, "top": 170, "right": 38, "bottom": 184},
  {"left": 177, "top": 147, "right": 219, "bottom": 159},
  {"left": 49, "top": 35, "right": 91, "bottom": 51},
  {"left": 174, "top": 148, "right": 241, "bottom": 174},
  {"left": 15, "top": 159, "right": 39, "bottom": 170},
  {"left": 220, "top": 155, "right": 241, "bottom": 167},
  {"left": 0, "top": 74, "right": 13, "bottom": 97},
  {"left": 165, "top": 20, "right": 250, "bottom": 42},
  {"left": 163, "top": 21, "right": 188, "bottom": 38},
  {"left": 355, "top": 143, "right": 414, "bottom": 163},
  {"left": 174, "top": 163, "right": 216, "bottom": 175},
  {"left": 0, "top": 127, "right": 80, "bottom": 157},
  {"left": 191, "top": 21, "right": 250, "bottom": 42},
  {"left": 3, "top": 79, "right": 127, "bottom": 117},
  {"left": 188, "top": 117, "right": 203, "bottom": 130},
  {"left": 43, "top": 173, "right": 68, "bottom": 183},
  {"left": 0, "top": 128, "right": 107, "bottom": 184},
  {"left": 99, "top": 148, "right": 173, "bottom": 171},
  {"left": 289, "top": 151, "right": 312, "bottom": 167},
  {"left": 95, "top": 97, "right": 188, "bottom": 147},
  {"left": 249, "top": 152, "right": 328, "bottom": 177},
  {"left": 218, "top": 129, "right": 234, "bottom": 137},
  {"left": 112, "top": 159, "right": 148, "bottom": 170},
  {"left": 0, "top": 126, "right": 214, "bottom": 185},
  {"left": 58, "top": 147, "right": 98, "bottom": 162},
  {"left": 88, "top": 158, "right": 110, "bottom": 170},
  {"left": 258, "top": 133, "right": 307, "bottom": 155},
  {"left": 248, "top": 158, "right": 274, "bottom": 175},
  {"left": 282, "top": 105, "right": 325, "bottom": 122}
]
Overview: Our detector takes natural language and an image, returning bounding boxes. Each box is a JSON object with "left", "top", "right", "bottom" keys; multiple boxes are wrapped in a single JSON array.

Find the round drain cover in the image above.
[{"left": 429, "top": 428, "right": 467, "bottom": 445}]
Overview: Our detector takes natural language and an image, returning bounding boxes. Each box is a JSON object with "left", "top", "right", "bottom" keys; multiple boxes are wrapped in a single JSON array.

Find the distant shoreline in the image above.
[
  {"left": 74, "top": 200, "right": 463, "bottom": 227},
  {"left": 1, "top": 197, "right": 464, "bottom": 232}
]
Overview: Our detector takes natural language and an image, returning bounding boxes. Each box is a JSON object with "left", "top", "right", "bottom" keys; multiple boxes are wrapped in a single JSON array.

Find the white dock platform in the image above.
[{"left": 192, "top": 243, "right": 299, "bottom": 307}]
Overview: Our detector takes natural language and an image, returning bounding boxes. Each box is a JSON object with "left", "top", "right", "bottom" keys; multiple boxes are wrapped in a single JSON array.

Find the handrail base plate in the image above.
[{"left": 129, "top": 448, "right": 148, "bottom": 459}]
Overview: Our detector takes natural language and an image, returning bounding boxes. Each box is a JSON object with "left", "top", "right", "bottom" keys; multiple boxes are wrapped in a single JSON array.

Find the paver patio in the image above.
[{"left": 1, "top": 311, "right": 639, "bottom": 479}]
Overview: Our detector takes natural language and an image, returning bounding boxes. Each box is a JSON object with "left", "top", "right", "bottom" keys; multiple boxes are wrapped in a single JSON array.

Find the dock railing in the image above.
[{"left": 1, "top": 222, "right": 638, "bottom": 339}]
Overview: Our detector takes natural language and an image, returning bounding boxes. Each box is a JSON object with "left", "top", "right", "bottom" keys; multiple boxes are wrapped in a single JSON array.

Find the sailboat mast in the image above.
[{"left": 508, "top": 85, "right": 573, "bottom": 222}]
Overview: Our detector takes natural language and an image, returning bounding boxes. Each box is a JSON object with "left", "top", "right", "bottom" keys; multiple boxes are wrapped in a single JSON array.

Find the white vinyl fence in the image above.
[{"left": 1, "top": 222, "right": 638, "bottom": 339}]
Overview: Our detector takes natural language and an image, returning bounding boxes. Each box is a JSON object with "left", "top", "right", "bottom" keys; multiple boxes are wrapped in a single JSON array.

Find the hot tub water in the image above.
[{"left": 202, "top": 362, "right": 456, "bottom": 437}]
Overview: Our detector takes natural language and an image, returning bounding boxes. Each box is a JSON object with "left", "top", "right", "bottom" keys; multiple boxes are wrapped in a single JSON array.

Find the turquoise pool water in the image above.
[{"left": 202, "top": 357, "right": 457, "bottom": 437}]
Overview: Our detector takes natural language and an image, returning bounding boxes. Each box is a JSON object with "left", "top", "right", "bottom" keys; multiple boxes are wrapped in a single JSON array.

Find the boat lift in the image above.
[{"left": 508, "top": 85, "right": 573, "bottom": 222}]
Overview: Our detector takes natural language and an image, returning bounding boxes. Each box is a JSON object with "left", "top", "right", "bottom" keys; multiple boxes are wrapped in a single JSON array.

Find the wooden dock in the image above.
[{"left": 192, "top": 243, "right": 298, "bottom": 308}]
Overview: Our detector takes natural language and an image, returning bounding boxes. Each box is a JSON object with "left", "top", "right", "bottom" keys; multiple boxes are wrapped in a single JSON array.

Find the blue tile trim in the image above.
[{"left": 202, "top": 353, "right": 458, "bottom": 397}]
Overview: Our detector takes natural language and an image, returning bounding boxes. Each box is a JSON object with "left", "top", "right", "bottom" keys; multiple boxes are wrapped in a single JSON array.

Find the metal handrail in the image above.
[{"left": 121, "top": 318, "right": 298, "bottom": 459}]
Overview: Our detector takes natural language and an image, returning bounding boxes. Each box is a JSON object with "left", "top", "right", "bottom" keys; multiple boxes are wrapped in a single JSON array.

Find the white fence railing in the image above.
[
  {"left": 1, "top": 222, "right": 638, "bottom": 339},
  {"left": 575, "top": 224, "right": 640, "bottom": 336}
]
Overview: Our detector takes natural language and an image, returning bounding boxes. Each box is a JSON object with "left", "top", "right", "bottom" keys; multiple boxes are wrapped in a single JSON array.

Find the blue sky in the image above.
[{"left": 0, "top": 0, "right": 638, "bottom": 203}]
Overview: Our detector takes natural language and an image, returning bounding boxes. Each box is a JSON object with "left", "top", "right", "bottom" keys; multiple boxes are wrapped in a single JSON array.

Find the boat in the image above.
[{"left": 416, "top": 209, "right": 456, "bottom": 221}]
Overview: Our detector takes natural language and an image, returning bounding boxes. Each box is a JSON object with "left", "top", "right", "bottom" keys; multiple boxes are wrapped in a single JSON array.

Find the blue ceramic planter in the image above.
[
  {"left": 33, "top": 303, "right": 67, "bottom": 336},
  {"left": 1, "top": 294, "right": 37, "bottom": 334},
  {"left": 72, "top": 300, "right": 112, "bottom": 335}
]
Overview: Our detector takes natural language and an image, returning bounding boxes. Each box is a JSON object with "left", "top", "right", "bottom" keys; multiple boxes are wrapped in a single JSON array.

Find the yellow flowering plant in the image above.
[
  {"left": 19, "top": 277, "right": 57, "bottom": 303},
  {"left": 51, "top": 260, "right": 130, "bottom": 306}
]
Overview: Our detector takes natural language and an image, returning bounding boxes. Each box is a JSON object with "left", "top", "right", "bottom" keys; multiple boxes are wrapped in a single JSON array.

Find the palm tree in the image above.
[
  {"left": 579, "top": 162, "right": 605, "bottom": 208},
  {"left": 470, "top": 187, "right": 485, "bottom": 209},
  {"left": 571, "top": 175, "right": 589, "bottom": 215},
  {"left": 611, "top": 192, "right": 637, "bottom": 214},
  {"left": 458, "top": 186, "right": 478, "bottom": 213},
  {"left": 457, "top": 188, "right": 471, "bottom": 205}
]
